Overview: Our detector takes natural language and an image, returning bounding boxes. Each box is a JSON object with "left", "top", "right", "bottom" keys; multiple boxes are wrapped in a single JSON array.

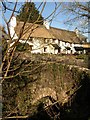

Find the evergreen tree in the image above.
[{"left": 16, "top": 2, "right": 43, "bottom": 24}]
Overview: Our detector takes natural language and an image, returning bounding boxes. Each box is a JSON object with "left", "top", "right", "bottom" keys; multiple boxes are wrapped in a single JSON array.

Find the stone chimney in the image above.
[
  {"left": 43, "top": 20, "right": 50, "bottom": 29},
  {"left": 10, "top": 16, "right": 17, "bottom": 28},
  {"left": 74, "top": 27, "right": 80, "bottom": 37},
  {"left": 9, "top": 16, "right": 18, "bottom": 39}
]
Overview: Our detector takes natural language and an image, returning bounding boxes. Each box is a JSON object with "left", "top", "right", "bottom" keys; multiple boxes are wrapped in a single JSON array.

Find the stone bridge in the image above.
[{"left": 16, "top": 62, "right": 90, "bottom": 116}]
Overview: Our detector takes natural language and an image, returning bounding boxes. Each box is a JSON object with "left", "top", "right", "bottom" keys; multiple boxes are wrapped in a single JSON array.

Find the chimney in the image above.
[
  {"left": 74, "top": 27, "right": 80, "bottom": 37},
  {"left": 9, "top": 15, "right": 18, "bottom": 39},
  {"left": 9, "top": 16, "right": 17, "bottom": 28},
  {"left": 43, "top": 20, "right": 50, "bottom": 29}
]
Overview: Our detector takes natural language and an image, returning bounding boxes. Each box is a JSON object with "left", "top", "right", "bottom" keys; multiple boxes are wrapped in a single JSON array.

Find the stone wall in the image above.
[
  {"left": 15, "top": 62, "right": 90, "bottom": 116},
  {"left": 2, "top": 53, "right": 90, "bottom": 118}
]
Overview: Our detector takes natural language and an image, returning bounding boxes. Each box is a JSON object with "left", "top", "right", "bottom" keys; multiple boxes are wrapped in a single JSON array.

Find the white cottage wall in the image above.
[
  {"left": 48, "top": 45, "right": 55, "bottom": 54},
  {"left": 54, "top": 49, "right": 58, "bottom": 54},
  {"left": 32, "top": 38, "right": 44, "bottom": 53},
  {"left": 54, "top": 39, "right": 58, "bottom": 44}
]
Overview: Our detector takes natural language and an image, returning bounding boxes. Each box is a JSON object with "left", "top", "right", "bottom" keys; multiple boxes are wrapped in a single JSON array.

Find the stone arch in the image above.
[{"left": 32, "top": 87, "right": 57, "bottom": 105}]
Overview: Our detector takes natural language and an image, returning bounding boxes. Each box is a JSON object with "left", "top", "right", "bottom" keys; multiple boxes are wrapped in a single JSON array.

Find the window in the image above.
[
  {"left": 44, "top": 38, "right": 46, "bottom": 43},
  {"left": 44, "top": 47, "right": 47, "bottom": 52},
  {"left": 44, "top": 38, "right": 49, "bottom": 43},
  {"left": 58, "top": 48, "right": 61, "bottom": 53},
  {"left": 29, "top": 37, "right": 33, "bottom": 42},
  {"left": 29, "top": 45, "right": 33, "bottom": 51},
  {"left": 44, "top": 38, "right": 48, "bottom": 43},
  {"left": 53, "top": 39, "right": 55, "bottom": 42},
  {"left": 58, "top": 40, "right": 60, "bottom": 44}
]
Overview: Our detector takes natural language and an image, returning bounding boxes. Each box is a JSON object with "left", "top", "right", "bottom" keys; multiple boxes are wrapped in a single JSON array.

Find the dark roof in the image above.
[{"left": 15, "top": 21, "right": 85, "bottom": 44}]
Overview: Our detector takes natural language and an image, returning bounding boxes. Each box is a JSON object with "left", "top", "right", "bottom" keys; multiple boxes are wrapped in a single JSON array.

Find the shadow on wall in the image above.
[
  {"left": 10, "top": 71, "right": 90, "bottom": 120},
  {"left": 61, "top": 71, "right": 90, "bottom": 120},
  {"left": 88, "top": 50, "right": 90, "bottom": 69},
  {"left": 28, "top": 71, "right": 90, "bottom": 120},
  {"left": 28, "top": 103, "right": 51, "bottom": 120}
]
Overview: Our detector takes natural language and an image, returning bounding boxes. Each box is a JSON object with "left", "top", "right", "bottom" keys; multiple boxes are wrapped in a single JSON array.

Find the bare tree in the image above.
[
  {"left": 1, "top": 1, "right": 61, "bottom": 82},
  {"left": 60, "top": 2, "right": 90, "bottom": 34},
  {"left": 1, "top": 1, "right": 62, "bottom": 119}
]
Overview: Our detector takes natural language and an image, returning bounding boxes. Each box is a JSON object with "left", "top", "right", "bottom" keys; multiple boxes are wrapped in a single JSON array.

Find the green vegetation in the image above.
[
  {"left": 52, "top": 63, "right": 57, "bottom": 80},
  {"left": 16, "top": 2, "right": 43, "bottom": 24},
  {"left": 16, "top": 42, "right": 31, "bottom": 51},
  {"left": 76, "top": 54, "right": 88, "bottom": 60},
  {"left": 75, "top": 54, "right": 89, "bottom": 68}
]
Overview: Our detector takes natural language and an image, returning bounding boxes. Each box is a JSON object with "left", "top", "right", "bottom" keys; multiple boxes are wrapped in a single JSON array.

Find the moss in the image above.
[
  {"left": 52, "top": 63, "right": 57, "bottom": 80},
  {"left": 59, "top": 64, "right": 64, "bottom": 74},
  {"left": 76, "top": 54, "right": 87, "bottom": 59},
  {"left": 16, "top": 88, "right": 32, "bottom": 115}
]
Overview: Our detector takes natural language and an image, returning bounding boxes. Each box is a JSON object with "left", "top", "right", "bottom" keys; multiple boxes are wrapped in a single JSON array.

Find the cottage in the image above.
[{"left": 9, "top": 16, "right": 87, "bottom": 54}]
